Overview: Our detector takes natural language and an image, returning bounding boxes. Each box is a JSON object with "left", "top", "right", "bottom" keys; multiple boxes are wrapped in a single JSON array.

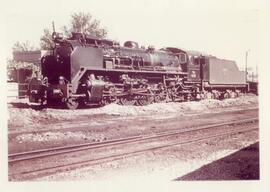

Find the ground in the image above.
[{"left": 8, "top": 95, "right": 259, "bottom": 181}]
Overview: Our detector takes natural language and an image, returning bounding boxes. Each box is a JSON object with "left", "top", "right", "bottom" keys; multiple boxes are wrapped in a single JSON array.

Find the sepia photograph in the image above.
[{"left": 1, "top": 0, "right": 269, "bottom": 191}]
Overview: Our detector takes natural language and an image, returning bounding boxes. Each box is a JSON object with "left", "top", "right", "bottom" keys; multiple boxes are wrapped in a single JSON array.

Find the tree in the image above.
[
  {"left": 40, "top": 12, "right": 108, "bottom": 49},
  {"left": 68, "top": 12, "right": 107, "bottom": 38},
  {"left": 9, "top": 41, "right": 39, "bottom": 77},
  {"left": 12, "top": 40, "right": 37, "bottom": 52},
  {"left": 40, "top": 28, "right": 55, "bottom": 50}
]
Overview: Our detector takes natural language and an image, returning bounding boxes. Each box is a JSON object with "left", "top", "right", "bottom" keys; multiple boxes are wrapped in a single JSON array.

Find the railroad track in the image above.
[{"left": 9, "top": 118, "right": 258, "bottom": 181}]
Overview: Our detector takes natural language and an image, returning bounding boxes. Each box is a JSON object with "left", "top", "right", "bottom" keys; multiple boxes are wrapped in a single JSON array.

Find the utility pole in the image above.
[{"left": 245, "top": 49, "right": 250, "bottom": 83}]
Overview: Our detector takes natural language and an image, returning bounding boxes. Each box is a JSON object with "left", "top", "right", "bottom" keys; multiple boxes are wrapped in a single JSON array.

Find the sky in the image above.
[{"left": 0, "top": 0, "right": 263, "bottom": 72}]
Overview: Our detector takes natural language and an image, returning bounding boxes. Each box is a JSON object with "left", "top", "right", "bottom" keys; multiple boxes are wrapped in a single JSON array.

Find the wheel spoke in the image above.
[
  {"left": 119, "top": 96, "right": 136, "bottom": 106},
  {"left": 136, "top": 95, "right": 154, "bottom": 106}
]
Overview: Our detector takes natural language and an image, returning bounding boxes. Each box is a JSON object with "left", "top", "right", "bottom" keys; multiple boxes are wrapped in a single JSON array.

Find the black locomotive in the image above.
[{"left": 28, "top": 32, "right": 247, "bottom": 109}]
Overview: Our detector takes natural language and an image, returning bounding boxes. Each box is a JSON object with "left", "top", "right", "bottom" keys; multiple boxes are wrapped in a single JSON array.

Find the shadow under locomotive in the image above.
[{"left": 8, "top": 100, "right": 102, "bottom": 110}]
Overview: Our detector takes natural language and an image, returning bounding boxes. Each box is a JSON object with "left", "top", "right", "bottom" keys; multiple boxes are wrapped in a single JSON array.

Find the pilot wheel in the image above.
[{"left": 66, "top": 97, "right": 79, "bottom": 110}]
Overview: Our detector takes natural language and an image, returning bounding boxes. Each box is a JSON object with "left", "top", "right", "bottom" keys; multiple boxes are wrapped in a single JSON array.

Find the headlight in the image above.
[{"left": 52, "top": 32, "right": 63, "bottom": 40}]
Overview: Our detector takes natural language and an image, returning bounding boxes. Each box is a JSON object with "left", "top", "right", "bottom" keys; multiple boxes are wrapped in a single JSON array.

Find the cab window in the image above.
[{"left": 179, "top": 53, "right": 187, "bottom": 63}]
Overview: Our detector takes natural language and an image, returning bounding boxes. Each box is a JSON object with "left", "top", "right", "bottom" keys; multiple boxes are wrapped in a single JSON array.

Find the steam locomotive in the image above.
[{"left": 28, "top": 32, "right": 247, "bottom": 109}]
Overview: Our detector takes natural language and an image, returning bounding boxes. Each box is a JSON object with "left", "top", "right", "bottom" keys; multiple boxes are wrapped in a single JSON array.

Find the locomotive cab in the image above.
[{"left": 186, "top": 54, "right": 205, "bottom": 83}]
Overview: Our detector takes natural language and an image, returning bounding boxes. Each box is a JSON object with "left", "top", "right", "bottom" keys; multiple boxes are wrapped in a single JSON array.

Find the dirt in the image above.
[
  {"left": 8, "top": 95, "right": 258, "bottom": 153},
  {"left": 7, "top": 95, "right": 259, "bottom": 181},
  {"left": 8, "top": 95, "right": 257, "bottom": 129},
  {"left": 15, "top": 131, "right": 106, "bottom": 142}
]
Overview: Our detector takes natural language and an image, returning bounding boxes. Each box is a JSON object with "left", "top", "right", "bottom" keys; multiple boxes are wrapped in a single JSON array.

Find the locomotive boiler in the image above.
[{"left": 28, "top": 32, "right": 247, "bottom": 109}]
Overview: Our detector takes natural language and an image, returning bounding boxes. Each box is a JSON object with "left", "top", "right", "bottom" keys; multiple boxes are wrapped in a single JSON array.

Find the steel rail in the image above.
[{"left": 9, "top": 117, "right": 258, "bottom": 163}]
